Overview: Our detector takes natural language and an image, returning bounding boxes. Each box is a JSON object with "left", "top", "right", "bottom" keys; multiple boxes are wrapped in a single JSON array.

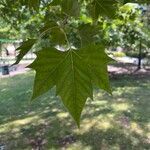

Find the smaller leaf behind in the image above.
[
  {"left": 78, "top": 23, "right": 99, "bottom": 46},
  {"left": 50, "top": 0, "right": 62, "bottom": 6},
  {"left": 13, "top": 39, "right": 36, "bottom": 65},
  {"left": 40, "top": 21, "right": 66, "bottom": 45},
  {"left": 28, "top": 0, "right": 40, "bottom": 11},
  {"left": 61, "top": 0, "right": 80, "bottom": 17},
  {"left": 87, "top": 0, "right": 119, "bottom": 20}
]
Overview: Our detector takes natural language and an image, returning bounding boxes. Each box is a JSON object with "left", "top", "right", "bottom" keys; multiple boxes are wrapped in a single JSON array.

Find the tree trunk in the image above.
[{"left": 137, "top": 39, "right": 142, "bottom": 70}]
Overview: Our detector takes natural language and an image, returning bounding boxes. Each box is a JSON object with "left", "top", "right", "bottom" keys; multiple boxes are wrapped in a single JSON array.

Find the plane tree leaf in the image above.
[
  {"left": 78, "top": 23, "right": 99, "bottom": 46},
  {"left": 61, "top": 0, "right": 80, "bottom": 17},
  {"left": 40, "top": 21, "right": 66, "bottom": 45},
  {"left": 13, "top": 39, "right": 36, "bottom": 65},
  {"left": 50, "top": 28, "right": 66, "bottom": 45},
  {"left": 87, "top": 0, "right": 119, "bottom": 19},
  {"left": 28, "top": 44, "right": 112, "bottom": 126},
  {"left": 50, "top": 0, "right": 62, "bottom": 6},
  {"left": 40, "top": 21, "right": 58, "bottom": 35},
  {"left": 28, "top": 0, "right": 40, "bottom": 11}
]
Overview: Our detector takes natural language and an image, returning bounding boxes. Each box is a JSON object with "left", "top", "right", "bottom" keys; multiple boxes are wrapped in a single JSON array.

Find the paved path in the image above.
[
  {"left": 0, "top": 64, "right": 30, "bottom": 78},
  {"left": 0, "top": 56, "right": 150, "bottom": 78},
  {"left": 0, "top": 63, "right": 149, "bottom": 79}
]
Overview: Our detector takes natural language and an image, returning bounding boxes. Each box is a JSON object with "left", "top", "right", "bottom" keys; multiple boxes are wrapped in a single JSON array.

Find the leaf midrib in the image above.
[{"left": 69, "top": 50, "right": 77, "bottom": 111}]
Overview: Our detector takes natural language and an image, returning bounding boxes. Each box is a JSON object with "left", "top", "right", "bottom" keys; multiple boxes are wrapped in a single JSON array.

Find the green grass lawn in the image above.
[{"left": 0, "top": 72, "right": 150, "bottom": 150}]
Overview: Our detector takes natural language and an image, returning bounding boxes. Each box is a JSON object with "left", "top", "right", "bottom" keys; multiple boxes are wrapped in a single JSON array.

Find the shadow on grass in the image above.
[{"left": 0, "top": 72, "right": 150, "bottom": 149}]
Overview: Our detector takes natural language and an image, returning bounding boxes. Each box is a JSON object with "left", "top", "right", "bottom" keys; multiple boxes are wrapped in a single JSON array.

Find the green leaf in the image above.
[
  {"left": 40, "top": 21, "right": 58, "bottom": 34},
  {"left": 78, "top": 23, "right": 99, "bottom": 46},
  {"left": 61, "top": 0, "right": 80, "bottom": 17},
  {"left": 50, "top": 28, "right": 66, "bottom": 45},
  {"left": 13, "top": 39, "right": 36, "bottom": 65},
  {"left": 79, "top": 44, "right": 112, "bottom": 93},
  {"left": 28, "top": 0, "right": 40, "bottom": 11},
  {"left": 28, "top": 44, "right": 112, "bottom": 126},
  {"left": 40, "top": 21, "right": 66, "bottom": 45},
  {"left": 50, "top": 0, "right": 62, "bottom": 6},
  {"left": 88, "top": 0, "right": 119, "bottom": 19}
]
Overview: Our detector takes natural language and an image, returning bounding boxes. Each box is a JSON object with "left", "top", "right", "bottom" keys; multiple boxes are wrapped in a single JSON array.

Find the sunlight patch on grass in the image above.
[
  {"left": 105, "top": 113, "right": 115, "bottom": 119},
  {"left": 111, "top": 103, "right": 131, "bottom": 112},
  {"left": 75, "top": 120, "right": 97, "bottom": 134},
  {"left": 0, "top": 115, "right": 41, "bottom": 134},
  {"left": 76, "top": 118, "right": 113, "bottom": 134},
  {"left": 130, "top": 122, "right": 144, "bottom": 135},
  {"left": 93, "top": 91, "right": 106, "bottom": 99},
  {"left": 1, "top": 88, "right": 7, "bottom": 92},
  {"left": 90, "top": 100, "right": 108, "bottom": 106},
  {"left": 67, "top": 142, "right": 92, "bottom": 150},
  {"left": 147, "top": 123, "right": 150, "bottom": 134},
  {"left": 96, "top": 120, "right": 112, "bottom": 130},
  {"left": 43, "top": 109, "right": 50, "bottom": 114},
  {"left": 52, "top": 108, "right": 59, "bottom": 112},
  {"left": 56, "top": 112, "right": 69, "bottom": 119},
  {"left": 113, "top": 87, "right": 140, "bottom": 97}
]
